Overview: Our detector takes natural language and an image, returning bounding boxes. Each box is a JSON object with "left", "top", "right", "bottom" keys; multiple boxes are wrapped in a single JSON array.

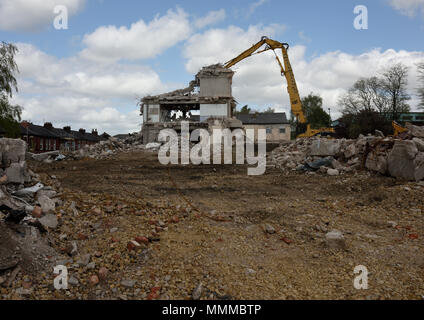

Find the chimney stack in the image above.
[
  {"left": 91, "top": 129, "right": 98, "bottom": 136},
  {"left": 44, "top": 122, "right": 53, "bottom": 129},
  {"left": 21, "top": 120, "right": 31, "bottom": 128},
  {"left": 79, "top": 128, "right": 86, "bottom": 134},
  {"left": 63, "top": 126, "right": 71, "bottom": 133}
]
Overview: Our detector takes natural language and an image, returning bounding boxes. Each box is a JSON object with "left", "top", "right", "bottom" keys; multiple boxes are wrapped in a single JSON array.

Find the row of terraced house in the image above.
[{"left": 20, "top": 121, "right": 109, "bottom": 153}]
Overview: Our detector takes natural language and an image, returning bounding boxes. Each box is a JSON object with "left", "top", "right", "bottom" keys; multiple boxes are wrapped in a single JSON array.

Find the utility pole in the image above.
[{"left": 328, "top": 108, "right": 331, "bottom": 127}]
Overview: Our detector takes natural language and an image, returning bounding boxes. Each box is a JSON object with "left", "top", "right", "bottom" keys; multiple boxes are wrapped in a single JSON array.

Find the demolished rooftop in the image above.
[{"left": 140, "top": 64, "right": 241, "bottom": 144}]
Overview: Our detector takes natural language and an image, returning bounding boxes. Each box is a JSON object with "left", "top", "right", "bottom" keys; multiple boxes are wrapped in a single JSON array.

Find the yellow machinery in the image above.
[
  {"left": 224, "top": 36, "right": 334, "bottom": 138},
  {"left": 392, "top": 121, "right": 408, "bottom": 136}
]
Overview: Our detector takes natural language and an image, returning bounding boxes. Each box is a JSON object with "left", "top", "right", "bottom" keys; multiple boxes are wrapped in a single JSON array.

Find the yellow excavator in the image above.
[
  {"left": 392, "top": 121, "right": 408, "bottom": 136},
  {"left": 224, "top": 36, "right": 334, "bottom": 138}
]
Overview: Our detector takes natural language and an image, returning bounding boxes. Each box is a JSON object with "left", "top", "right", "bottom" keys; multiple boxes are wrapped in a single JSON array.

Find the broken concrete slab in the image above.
[
  {"left": 30, "top": 151, "right": 60, "bottom": 162},
  {"left": 406, "top": 123, "right": 424, "bottom": 138},
  {"left": 37, "top": 195, "right": 56, "bottom": 214},
  {"left": 344, "top": 143, "right": 356, "bottom": 159},
  {"left": 387, "top": 140, "right": 418, "bottom": 181},
  {"left": 0, "top": 138, "right": 26, "bottom": 165},
  {"left": 145, "top": 142, "right": 161, "bottom": 150},
  {"left": 5, "top": 162, "right": 26, "bottom": 184},
  {"left": 36, "top": 189, "right": 57, "bottom": 200},
  {"left": 414, "top": 152, "right": 424, "bottom": 181},
  {"left": 366, "top": 152, "right": 388, "bottom": 175},
  {"left": 327, "top": 168, "right": 339, "bottom": 176},
  {"left": 308, "top": 139, "right": 341, "bottom": 157},
  {"left": 413, "top": 138, "right": 424, "bottom": 152},
  {"left": 38, "top": 214, "right": 58, "bottom": 229},
  {"left": 0, "top": 221, "right": 58, "bottom": 274},
  {"left": 13, "top": 183, "right": 44, "bottom": 197}
]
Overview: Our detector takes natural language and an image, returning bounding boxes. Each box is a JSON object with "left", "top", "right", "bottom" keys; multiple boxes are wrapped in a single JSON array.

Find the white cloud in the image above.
[
  {"left": 234, "top": 0, "right": 268, "bottom": 19},
  {"left": 247, "top": 0, "right": 267, "bottom": 18},
  {"left": 12, "top": 43, "right": 171, "bottom": 135},
  {"left": 184, "top": 25, "right": 424, "bottom": 119},
  {"left": 184, "top": 24, "right": 286, "bottom": 73},
  {"left": 80, "top": 8, "right": 191, "bottom": 62},
  {"left": 0, "top": 0, "right": 85, "bottom": 31},
  {"left": 298, "top": 31, "right": 311, "bottom": 43},
  {"left": 194, "top": 9, "right": 226, "bottom": 29},
  {"left": 389, "top": 0, "right": 424, "bottom": 17}
]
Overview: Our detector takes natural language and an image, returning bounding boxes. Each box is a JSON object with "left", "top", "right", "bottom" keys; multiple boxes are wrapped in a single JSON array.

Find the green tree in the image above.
[
  {"left": 0, "top": 42, "right": 21, "bottom": 137},
  {"left": 418, "top": 62, "right": 424, "bottom": 108},
  {"left": 236, "top": 105, "right": 251, "bottom": 114},
  {"left": 337, "top": 110, "right": 392, "bottom": 139},
  {"left": 380, "top": 63, "right": 411, "bottom": 120},
  {"left": 301, "top": 92, "right": 331, "bottom": 129},
  {"left": 262, "top": 107, "right": 275, "bottom": 113},
  {"left": 340, "top": 63, "right": 410, "bottom": 121}
]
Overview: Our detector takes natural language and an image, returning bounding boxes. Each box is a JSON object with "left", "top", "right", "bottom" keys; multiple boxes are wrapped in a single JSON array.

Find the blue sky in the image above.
[{"left": 0, "top": 0, "right": 423, "bottom": 134}]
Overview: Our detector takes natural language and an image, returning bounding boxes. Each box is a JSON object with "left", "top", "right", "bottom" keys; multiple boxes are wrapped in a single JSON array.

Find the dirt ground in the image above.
[{"left": 7, "top": 150, "right": 424, "bottom": 300}]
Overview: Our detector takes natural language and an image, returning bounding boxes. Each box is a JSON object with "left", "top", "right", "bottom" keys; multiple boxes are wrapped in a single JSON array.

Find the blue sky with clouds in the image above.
[{"left": 0, "top": 0, "right": 423, "bottom": 134}]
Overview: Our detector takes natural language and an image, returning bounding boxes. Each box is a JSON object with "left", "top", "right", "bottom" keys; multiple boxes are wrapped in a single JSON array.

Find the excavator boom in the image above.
[
  {"left": 224, "top": 36, "right": 334, "bottom": 137},
  {"left": 224, "top": 37, "right": 306, "bottom": 124}
]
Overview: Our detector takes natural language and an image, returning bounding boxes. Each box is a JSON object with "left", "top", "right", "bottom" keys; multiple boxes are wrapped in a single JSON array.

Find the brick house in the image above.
[
  {"left": 20, "top": 121, "right": 104, "bottom": 153},
  {"left": 236, "top": 113, "right": 291, "bottom": 142},
  {"left": 21, "top": 122, "right": 60, "bottom": 153}
]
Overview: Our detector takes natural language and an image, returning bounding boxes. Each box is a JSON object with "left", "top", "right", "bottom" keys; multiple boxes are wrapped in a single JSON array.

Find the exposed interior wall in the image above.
[
  {"left": 200, "top": 104, "right": 229, "bottom": 122},
  {"left": 147, "top": 105, "right": 160, "bottom": 123},
  {"left": 143, "top": 105, "right": 148, "bottom": 123},
  {"left": 199, "top": 77, "right": 232, "bottom": 97}
]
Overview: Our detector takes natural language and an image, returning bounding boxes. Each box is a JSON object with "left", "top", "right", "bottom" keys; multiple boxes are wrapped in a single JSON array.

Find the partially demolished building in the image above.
[{"left": 140, "top": 64, "right": 242, "bottom": 143}]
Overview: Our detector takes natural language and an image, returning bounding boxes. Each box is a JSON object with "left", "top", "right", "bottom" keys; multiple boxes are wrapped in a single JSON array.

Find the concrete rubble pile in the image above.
[
  {"left": 27, "top": 150, "right": 62, "bottom": 163},
  {"left": 1, "top": 138, "right": 62, "bottom": 287},
  {"left": 69, "top": 132, "right": 147, "bottom": 160},
  {"left": 270, "top": 123, "right": 424, "bottom": 181}
]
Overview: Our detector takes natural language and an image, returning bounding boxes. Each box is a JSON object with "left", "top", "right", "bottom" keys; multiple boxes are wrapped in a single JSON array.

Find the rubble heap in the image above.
[
  {"left": 270, "top": 123, "right": 424, "bottom": 181},
  {"left": 25, "top": 131, "right": 160, "bottom": 162},
  {"left": 68, "top": 133, "right": 146, "bottom": 160},
  {"left": 1, "top": 138, "right": 62, "bottom": 284}
]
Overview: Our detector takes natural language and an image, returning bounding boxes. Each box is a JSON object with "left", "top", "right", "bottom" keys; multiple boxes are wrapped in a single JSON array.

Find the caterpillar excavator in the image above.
[{"left": 224, "top": 36, "right": 335, "bottom": 138}]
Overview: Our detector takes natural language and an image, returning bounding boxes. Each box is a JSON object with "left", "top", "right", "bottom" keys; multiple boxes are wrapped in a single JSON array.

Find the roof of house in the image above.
[
  {"left": 20, "top": 123, "right": 102, "bottom": 142},
  {"left": 46, "top": 127, "right": 74, "bottom": 140},
  {"left": 21, "top": 124, "right": 57, "bottom": 138},
  {"left": 236, "top": 112, "right": 289, "bottom": 125}
]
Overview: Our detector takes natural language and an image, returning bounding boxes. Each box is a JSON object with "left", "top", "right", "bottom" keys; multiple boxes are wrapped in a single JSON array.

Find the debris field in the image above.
[{"left": 1, "top": 132, "right": 423, "bottom": 300}]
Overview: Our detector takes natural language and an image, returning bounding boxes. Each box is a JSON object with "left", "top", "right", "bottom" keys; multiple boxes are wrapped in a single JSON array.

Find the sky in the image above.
[{"left": 0, "top": 0, "right": 423, "bottom": 135}]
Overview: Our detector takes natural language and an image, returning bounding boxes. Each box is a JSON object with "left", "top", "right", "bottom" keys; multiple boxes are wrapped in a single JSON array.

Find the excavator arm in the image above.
[{"left": 224, "top": 36, "right": 306, "bottom": 124}]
